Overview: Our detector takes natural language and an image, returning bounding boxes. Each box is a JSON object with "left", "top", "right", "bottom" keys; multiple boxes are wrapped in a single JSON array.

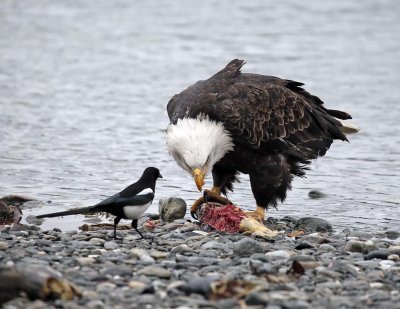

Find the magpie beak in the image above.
[{"left": 37, "top": 167, "right": 162, "bottom": 239}]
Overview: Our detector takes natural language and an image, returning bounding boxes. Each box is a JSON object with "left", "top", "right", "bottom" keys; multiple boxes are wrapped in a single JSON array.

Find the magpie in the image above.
[{"left": 36, "top": 167, "right": 162, "bottom": 239}]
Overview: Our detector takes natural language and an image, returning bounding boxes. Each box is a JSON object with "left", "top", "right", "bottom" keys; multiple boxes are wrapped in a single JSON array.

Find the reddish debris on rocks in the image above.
[
  {"left": 200, "top": 204, "right": 246, "bottom": 233},
  {"left": 144, "top": 219, "right": 158, "bottom": 230}
]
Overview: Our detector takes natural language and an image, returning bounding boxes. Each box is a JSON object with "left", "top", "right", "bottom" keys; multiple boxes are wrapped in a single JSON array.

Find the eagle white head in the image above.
[{"left": 166, "top": 116, "right": 234, "bottom": 191}]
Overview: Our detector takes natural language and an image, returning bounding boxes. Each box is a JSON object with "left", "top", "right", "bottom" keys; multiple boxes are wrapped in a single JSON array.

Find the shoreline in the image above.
[{"left": 1, "top": 216, "right": 400, "bottom": 308}]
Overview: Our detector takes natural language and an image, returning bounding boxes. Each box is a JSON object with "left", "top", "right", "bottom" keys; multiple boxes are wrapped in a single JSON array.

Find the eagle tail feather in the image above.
[{"left": 337, "top": 119, "right": 360, "bottom": 135}]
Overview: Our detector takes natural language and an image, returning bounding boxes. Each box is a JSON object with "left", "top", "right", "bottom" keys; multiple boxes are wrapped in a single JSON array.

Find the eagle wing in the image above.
[{"left": 167, "top": 59, "right": 350, "bottom": 160}]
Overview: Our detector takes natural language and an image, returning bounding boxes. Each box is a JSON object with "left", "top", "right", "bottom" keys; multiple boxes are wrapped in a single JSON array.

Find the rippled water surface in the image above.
[{"left": 1, "top": 0, "right": 399, "bottom": 232}]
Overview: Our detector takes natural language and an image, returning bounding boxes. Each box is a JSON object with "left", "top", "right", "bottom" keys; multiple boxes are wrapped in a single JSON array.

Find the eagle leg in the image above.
[
  {"left": 245, "top": 206, "right": 266, "bottom": 223},
  {"left": 190, "top": 187, "right": 232, "bottom": 220}
]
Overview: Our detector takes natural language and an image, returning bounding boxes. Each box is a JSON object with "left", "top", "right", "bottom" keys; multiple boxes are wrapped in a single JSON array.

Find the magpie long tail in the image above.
[{"left": 36, "top": 206, "right": 95, "bottom": 218}]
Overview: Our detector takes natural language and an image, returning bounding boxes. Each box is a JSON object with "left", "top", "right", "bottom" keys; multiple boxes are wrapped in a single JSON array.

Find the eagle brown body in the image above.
[{"left": 167, "top": 60, "right": 357, "bottom": 217}]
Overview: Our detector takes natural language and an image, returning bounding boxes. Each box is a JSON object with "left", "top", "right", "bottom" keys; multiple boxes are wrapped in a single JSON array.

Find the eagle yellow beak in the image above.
[{"left": 193, "top": 168, "right": 205, "bottom": 192}]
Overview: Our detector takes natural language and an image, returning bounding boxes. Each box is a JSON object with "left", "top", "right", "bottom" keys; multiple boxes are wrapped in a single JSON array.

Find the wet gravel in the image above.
[{"left": 1, "top": 217, "right": 400, "bottom": 309}]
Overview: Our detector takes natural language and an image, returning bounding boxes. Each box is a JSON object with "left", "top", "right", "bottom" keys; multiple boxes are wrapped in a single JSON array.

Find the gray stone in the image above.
[
  {"left": 96, "top": 282, "right": 116, "bottom": 292},
  {"left": 326, "top": 296, "right": 358, "bottom": 308},
  {"left": 265, "top": 250, "right": 291, "bottom": 261},
  {"left": 202, "top": 240, "right": 231, "bottom": 252},
  {"left": 138, "top": 266, "right": 172, "bottom": 278},
  {"left": 250, "top": 253, "right": 270, "bottom": 262},
  {"left": 291, "top": 255, "right": 316, "bottom": 262},
  {"left": 294, "top": 217, "right": 332, "bottom": 233},
  {"left": 25, "top": 215, "right": 44, "bottom": 225},
  {"left": 86, "top": 300, "right": 105, "bottom": 309},
  {"left": 103, "top": 241, "right": 119, "bottom": 250},
  {"left": 187, "top": 256, "right": 219, "bottom": 266},
  {"left": 101, "top": 265, "right": 132, "bottom": 277},
  {"left": 171, "top": 244, "right": 192, "bottom": 254},
  {"left": 368, "top": 290, "right": 391, "bottom": 301},
  {"left": 295, "top": 241, "right": 315, "bottom": 250},
  {"left": 344, "top": 240, "right": 366, "bottom": 253},
  {"left": 233, "top": 238, "right": 264, "bottom": 256},
  {"left": 158, "top": 197, "right": 187, "bottom": 222},
  {"left": 89, "top": 238, "right": 106, "bottom": 245},
  {"left": 199, "top": 250, "right": 218, "bottom": 258},
  {"left": 347, "top": 231, "right": 374, "bottom": 239},
  {"left": 388, "top": 245, "right": 400, "bottom": 255},
  {"left": 0, "top": 241, "right": 9, "bottom": 251},
  {"left": 215, "top": 298, "right": 240, "bottom": 309},
  {"left": 150, "top": 250, "right": 170, "bottom": 260},
  {"left": 365, "top": 249, "right": 390, "bottom": 260},
  {"left": 245, "top": 291, "right": 270, "bottom": 306},
  {"left": 308, "top": 190, "right": 327, "bottom": 199},
  {"left": 319, "top": 244, "right": 336, "bottom": 252},
  {"left": 385, "top": 230, "right": 400, "bottom": 240},
  {"left": 181, "top": 275, "right": 219, "bottom": 296},
  {"left": 130, "top": 248, "right": 155, "bottom": 264}
]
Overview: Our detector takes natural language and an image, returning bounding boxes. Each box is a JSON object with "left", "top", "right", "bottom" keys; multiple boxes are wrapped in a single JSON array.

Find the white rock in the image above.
[
  {"left": 265, "top": 250, "right": 291, "bottom": 260},
  {"left": 379, "top": 260, "right": 395, "bottom": 270},
  {"left": 77, "top": 257, "right": 95, "bottom": 266},
  {"left": 89, "top": 237, "right": 106, "bottom": 245}
]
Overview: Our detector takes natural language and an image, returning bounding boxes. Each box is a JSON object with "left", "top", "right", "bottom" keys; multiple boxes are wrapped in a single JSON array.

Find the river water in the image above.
[{"left": 1, "top": 0, "right": 399, "bottom": 232}]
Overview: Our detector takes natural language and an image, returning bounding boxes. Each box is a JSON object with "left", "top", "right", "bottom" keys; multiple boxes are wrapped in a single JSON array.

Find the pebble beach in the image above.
[{"left": 1, "top": 214, "right": 400, "bottom": 309}]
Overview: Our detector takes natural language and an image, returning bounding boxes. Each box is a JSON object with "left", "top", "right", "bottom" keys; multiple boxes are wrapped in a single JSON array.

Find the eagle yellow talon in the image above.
[
  {"left": 245, "top": 206, "right": 266, "bottom": 222},
  {"left": 203, "top": 189, "right": 232, "bottom": 205},
  {"left": 190, "top": 196, "right": 205, "bottom": 220},
  {"left": 190, "top": 188, "right": 233, "bottom": 220}
]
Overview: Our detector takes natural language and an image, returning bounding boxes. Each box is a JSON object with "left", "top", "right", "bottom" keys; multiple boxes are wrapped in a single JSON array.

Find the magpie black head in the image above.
[{"left": 141, "top": 167, "right": 163, "bottom": 181}]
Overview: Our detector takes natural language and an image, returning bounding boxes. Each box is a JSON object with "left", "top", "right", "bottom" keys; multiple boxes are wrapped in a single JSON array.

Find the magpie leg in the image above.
[
  {"left": 131, "top": 219, "right": 145, "bottom": 239},
  {"left": 113, "top": 217, "right": 121, "bottom": 239}
]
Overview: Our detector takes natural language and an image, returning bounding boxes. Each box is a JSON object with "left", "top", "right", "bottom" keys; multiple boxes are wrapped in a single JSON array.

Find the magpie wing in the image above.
[{"left": 93, "top": 191, "right": 154, "bottom": 210}]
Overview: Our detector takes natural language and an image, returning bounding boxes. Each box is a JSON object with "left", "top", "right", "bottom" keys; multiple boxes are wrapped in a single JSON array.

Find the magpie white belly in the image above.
[{"left": 122, "top": 202, "right": 152, "bottom": 219}]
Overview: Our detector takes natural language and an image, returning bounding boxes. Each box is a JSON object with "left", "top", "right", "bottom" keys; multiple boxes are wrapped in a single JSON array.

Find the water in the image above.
[{"left": 1, "top": 0, "right": 399, "bottom": 232}]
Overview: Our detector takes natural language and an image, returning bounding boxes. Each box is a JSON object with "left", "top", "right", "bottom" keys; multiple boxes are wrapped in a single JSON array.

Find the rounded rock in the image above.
[
  {"left": 233, "top": 238, "right": 264, "bottom": 256},
  {"left": 379, "top": 260, "right": 395, "bottom": 270},
  {"left": 96, "top": 282, "right": 117, "bottom": 292},
  {"left": 0, "top": 241, "right": 9, "bottom": 251},
  {"left": 365, "top": 249, "right": 390, "bottom": 260},
  {"left": 295, "top": 241, "right": 315, "bottom": 250},
  {"left": 294, "top": 217, "right": 332, "bottom": 233},
  {"left": 388, "top": 254, "right": 400, "bottom": 262},
  {"left": 265, "top": 250, "right": 291, "bottom": 261},
  {"left": 344, "top": 240, "right": 366, "bottom": 253},
  {"left": 308, "top": 190, "right": 327, "bottom": 199},
  {"left": 158, "top": 197, "right": 187, "bottom": 222},
  {"left": 76, "top": 257, "right": 96, "bottom": 266},
  {"left": 385, "top": 230, "right": 400, "bottom": 240},
  {"left": 319, "top": 244, "right": 336, "bottom": 252},
  {"left": 104, "top": 241, "right": 119, "bottom": 250},
  {"left": 138, "top": 266, "right": 172, "bottom": 278},
  {"left": 182, "top": 275, "right": 219, "bottom": 296},
  {"left": 171, "top": 244, "right": 192, "bottom": 254},
  {"left": 89, "top": 238, "right": 106, "bottom": 245}
]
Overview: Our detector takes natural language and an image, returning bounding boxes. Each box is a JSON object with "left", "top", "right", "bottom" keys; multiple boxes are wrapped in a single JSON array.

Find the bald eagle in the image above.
[{"left": 166, "top": 59, "right": 359, "bottom": 220}]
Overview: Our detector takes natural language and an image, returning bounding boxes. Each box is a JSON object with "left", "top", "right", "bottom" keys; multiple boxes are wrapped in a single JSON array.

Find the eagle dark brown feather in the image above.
[
  {"left": 168, "top": 59, "right": 347, "bottom": 159},
  {"left": 167, "top": 59, "right": 355, "bottom": 207}
]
